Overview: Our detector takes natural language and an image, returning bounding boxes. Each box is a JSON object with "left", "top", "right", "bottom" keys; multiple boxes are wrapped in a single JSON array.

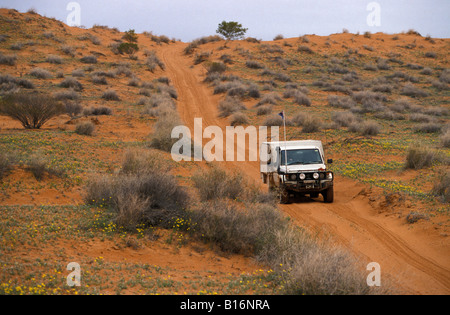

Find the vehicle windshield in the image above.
[{"left": 280, "top": 149, "right": 323, "bottom": 166}]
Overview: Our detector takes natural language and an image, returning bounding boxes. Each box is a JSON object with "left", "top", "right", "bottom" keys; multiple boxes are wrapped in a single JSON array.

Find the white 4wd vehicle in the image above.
[{"left": 260, "top": 140, "right": 334, "bottom": 204}]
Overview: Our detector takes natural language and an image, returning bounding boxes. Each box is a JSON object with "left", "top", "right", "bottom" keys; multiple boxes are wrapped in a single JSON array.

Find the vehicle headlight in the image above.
[
  {"left": 299, "top": 173, "right": 306, "bottom": 180},
  {"left": 289, "top": 174, "right": 297, "bottom": 181},
  {"left": 327, "top": 172, "right": 333, "bottom": 180},
  {"left": 313, "top": 173, "right": 319, "bottom": 180}
]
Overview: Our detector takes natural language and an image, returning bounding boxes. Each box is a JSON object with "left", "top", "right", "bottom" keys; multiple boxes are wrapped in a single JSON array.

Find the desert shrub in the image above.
[
  {"left": 0, "top": 74, "right": 34, "bottom": 94},
  {"left": 332, "top": 111, "right": 358, "bottom": 127},
  {"left": 0, "top": 152, "right": 15, "bottom": 181},
  {"left": 432, "top": 173, "right": 450, "bottom": 203},
  {"left": 440, "top": 130, "right": 450, "bottom": 148},
  {"left": 405, "top": 145, "right": 442, "bottom": 169},
  {"left": 128, "top": 77, "right": 140, "bottom": 87},
  {"left": 29, "top": 68, "right": 52, "bottom": 79},
  {"left": 405, "top": 212, "right": 428, "bottom": 224},
  {"left": 214, "top": 81, "right": 249, "bottom": 98},
  {"left": 80, "top": 55, "right": 98, "bottom": 64},
  {"left": 64, "top": 101, "right": 82, "bottom": 117},
  {"left": 156, "top": 84, "right": 178, "bottom": 100},
  {"left": 263, "top": 114, "right": 283, "bottom": 126},
  {"left": 274, "top": 72, "right": 291, "bottom": 82},
  {"left": 101, "top": 89, "right": 120, "bottom": 101},
  {"left": 61, "top": 45, "right": 76, "bottom": 57},
  {"left": 291, "top": 113, "right": 321, "bottom": 133},
  {"left": 85, "top": 168, "right": 189, "bottom": 230},
  {"left": 439, "top": 69, "right": 450, "bottom": 84},
  {"left": 192, "top": 167, "right": 244, "bottom": 202},
  {"left": 75, "top": 121, "right": 95, "bottom": 136},
  {"left": 424, "top": 51, "right": 437, "bottom": 58},
  {"left": 420, "top": 67, "right": 433, "bottom": 75},
  {"left": 246, "top": 60, "right": 265, "bottom": 69},
  {"left": 292, "top": 91, "right": 311, "bottom": 106},
  {"left": 83, "top": 106, "right": 113, "bottom": 116},
  {"left": 409, "top": 113, "right": 434, "bottom": 123},
  {"left": 401, "top": 83, "right": 429, "bottom": 98},
  {"left": 149, "top": 110, "right": 183, "bottom": 152},
  {"left": 218, "top": 96, "right": 245, "bottom": 117},
  {"left": 229, "top": 112, "right": 249, "bottom": 126},
  {"left": 207, "top": 62, "right": 227, "bottom": 74},
  {"left": 374, "top": 110, "right": 404, "bottom": 121},
  {"left": 0, "top": 92, "right": 64, "bottom": 129},
  {"left": 349, "top": 120, "right": 381, "bottom": 136},
  {"left": 0, "top": 53, "right": 17, "bottom": 65},
  {"left": 190, "top": 200, "right": 284, "bottom": 254},
  {"left": 359, "top": 121, "right": 381, "bottom": 136},
  {"left": 414, "top": 123, "right": 442, "bottom": 134},
  {"left": 146, "top": 51, "right": 165, "bottom": 72},
  {"left": 256, "top": 104, "right": 272, "bottom": 116},
  {"left": 59, "top": 77, "right": 83, "bottom": 91},
  {"left": 256, "top": 93, "right": 281, "bottom": 106},
  {"left": 352, "top": 91, "right": 387, "bottom": 103},
  {"left": 72, "top": 69, "right": 85, "bottom": 77},
  {"left": 328, "top": 95, "right": 356, "bottom": 109},
  {"left": 92, "top": 75, "right": 108, "bottom": 85},
  {"left": 194, "top": 51, "right": 211, "bottom": 65},
  {"left": 54, "top": 89, "right": 80, "bottom": 101},
  {"left": 157, "top": 76, "right": 170, "bottom": 84},
  {"left": 121, "top": 148, "right": 173, "bottom": 175},
  {"left": 26, "top": 155, "right": 64, "bottom": 181},
  {"left": 46, "top": 54, "right": 63, "bottom": 64},
  {"left": 297, "top": 45, "right": 313, "bottom": 54}
]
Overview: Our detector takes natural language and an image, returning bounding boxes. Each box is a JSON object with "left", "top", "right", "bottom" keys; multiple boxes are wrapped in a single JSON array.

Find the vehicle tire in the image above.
[
  {"left": 323, "top": 187, "right": 334, "bottom": 203},
  {"left": 279, "top": 186, "right": 290, "bottom": 204}
]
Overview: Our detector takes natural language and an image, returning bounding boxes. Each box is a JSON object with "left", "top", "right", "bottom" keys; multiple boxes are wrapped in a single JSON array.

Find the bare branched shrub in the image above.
[{"left": 0, "top": 92, "right": 64, "bottom": 129}]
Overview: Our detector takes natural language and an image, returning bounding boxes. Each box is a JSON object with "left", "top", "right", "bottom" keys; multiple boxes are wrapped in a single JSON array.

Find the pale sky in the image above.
[{"left": 1, "top": 0, "right": 449, "bottom": 41}]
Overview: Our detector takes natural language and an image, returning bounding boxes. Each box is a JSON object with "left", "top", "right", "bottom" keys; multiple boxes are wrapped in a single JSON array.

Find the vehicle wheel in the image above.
[
  {"left": 279, "top": 186, "right": 290, "bottom": 204},
  {"left": 323, "top": 187, "right": 334, "bottom": 203}
]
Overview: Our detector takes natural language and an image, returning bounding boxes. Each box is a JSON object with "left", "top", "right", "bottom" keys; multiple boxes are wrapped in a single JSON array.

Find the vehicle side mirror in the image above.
[{"left": 327, "top": 159, "right": 333, "bottom": 164}]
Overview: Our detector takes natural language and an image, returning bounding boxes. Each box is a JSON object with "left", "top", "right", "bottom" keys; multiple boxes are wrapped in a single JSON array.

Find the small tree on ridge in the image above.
[{"left": 216, "top": 21, "right": 248, "bottom": 45}]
